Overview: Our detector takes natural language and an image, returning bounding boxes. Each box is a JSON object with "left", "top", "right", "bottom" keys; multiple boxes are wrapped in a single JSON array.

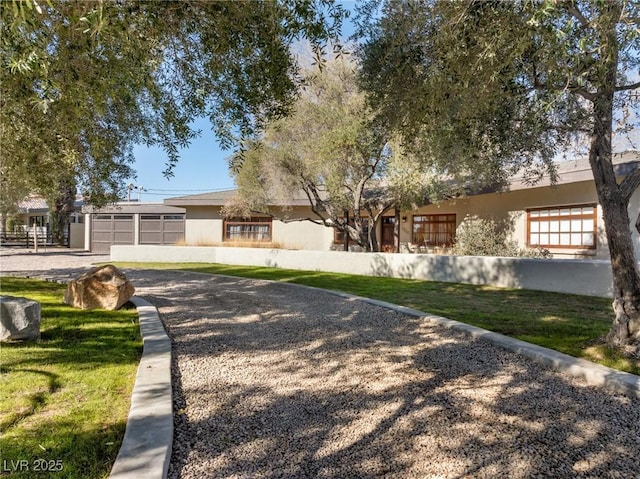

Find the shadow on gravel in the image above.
[
  {"left": 1, "top": 268, "right": 93, "bottom": 284},
  {"left": 131, "top": 273, "right": 639, "bottom": 479}
]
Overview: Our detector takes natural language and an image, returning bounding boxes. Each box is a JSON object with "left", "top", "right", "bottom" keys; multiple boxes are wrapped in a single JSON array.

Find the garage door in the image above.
[
  {"left": 91, "top": 214, "right": 134, "bottom": 253},
  {"left": 139, "top": 214, "right": 185, "bottom": 245}
]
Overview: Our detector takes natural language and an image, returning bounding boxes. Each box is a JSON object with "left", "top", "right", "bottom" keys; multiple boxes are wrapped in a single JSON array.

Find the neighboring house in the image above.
[
  {"left": 1, "top": 197, "right": 187, "bottom": 253},
  {"left": 83, "top": 203, "right": 186, "bottom": 253},
  {"left": 1, "top": 195, "right": 84, "bottom": 248},
  {"left": 164, "top": 151, "right": 640, "bottom": 261}
]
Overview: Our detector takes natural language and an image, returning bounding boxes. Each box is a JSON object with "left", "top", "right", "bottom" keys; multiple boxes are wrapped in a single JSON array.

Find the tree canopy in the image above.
[
  {"left": 357, "top": 0, "right": 640, "bottom": 350},
  {"left": 1, "top": 0, "right": 346, "bottom": 208},
  {"left": 230, "top": 57, "right": 400, "bottom": 251}
]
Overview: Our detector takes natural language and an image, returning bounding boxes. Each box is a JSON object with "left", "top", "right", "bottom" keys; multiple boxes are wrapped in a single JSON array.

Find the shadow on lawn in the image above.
[
  {"left": 0, "top": 417, "right": 127, "bottom": 479},
  {"left": 0, "top": 368, "right": 62, "bottom": 431},
  {"left": 136, "top": 273, "right": 640, "bottom": 479},
  {"left": 1, "top": 276, "right": 141, "bottom": 479}
]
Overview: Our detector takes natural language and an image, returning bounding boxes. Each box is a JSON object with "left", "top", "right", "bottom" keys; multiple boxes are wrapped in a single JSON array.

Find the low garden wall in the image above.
[{"left": 111, "top": 245, "right": 618, "bottom": 298}]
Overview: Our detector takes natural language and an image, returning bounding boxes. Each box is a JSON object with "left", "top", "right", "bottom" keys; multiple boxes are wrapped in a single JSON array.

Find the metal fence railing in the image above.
[{"left": 0, "top": 228, "right": 70, "bottom": 248}]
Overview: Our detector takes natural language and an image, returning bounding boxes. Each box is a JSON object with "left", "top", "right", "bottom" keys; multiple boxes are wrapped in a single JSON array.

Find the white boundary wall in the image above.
[{"left": 111, "top": 245, "right": 622, "bottom": 298}]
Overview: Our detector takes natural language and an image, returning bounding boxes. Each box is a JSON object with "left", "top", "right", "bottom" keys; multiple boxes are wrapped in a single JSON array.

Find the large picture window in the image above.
[
  {"left": 224, "top": 217, "right": 272, "bottom": 242},
  {"left": 527, "top": 205, "right": 596, "bottom": 249},
  {"left": 412, "top": 214, "right": 456, "bottom": 247}
]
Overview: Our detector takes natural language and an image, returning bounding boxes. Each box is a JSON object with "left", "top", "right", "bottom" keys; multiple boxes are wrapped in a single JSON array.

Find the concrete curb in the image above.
[
  {"left": 326, "top": 291, "right": 640, "bottom": 399},
  {"left": 109, "top": 296, "right": 172, "bottom": 479}
]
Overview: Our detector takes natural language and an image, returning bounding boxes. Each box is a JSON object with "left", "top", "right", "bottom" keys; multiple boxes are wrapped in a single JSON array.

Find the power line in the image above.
[{"left": 144, "top": 187, "right": 235, "bottom": 193}]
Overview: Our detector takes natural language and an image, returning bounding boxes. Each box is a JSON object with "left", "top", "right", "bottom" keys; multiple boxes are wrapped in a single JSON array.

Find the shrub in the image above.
[{"left": 453, "top": 216, "right": 550, "bottom": 258}]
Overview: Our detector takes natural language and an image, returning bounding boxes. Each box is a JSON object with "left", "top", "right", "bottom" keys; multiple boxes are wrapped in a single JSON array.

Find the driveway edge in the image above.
[
  {"left": 109, "top": 296, "right": 173, "bottom": 479},
  {"left": 165, "top": 272, "right": 639, "bottom": 399},
  {"left": 329, "top": 291, "right": 640, "bottom": 399}
]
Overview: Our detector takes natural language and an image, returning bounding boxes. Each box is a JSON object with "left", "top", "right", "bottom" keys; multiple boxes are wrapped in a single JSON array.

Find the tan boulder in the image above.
[{"left": 64, "top": 264, "right": 135, "bottom": 310}]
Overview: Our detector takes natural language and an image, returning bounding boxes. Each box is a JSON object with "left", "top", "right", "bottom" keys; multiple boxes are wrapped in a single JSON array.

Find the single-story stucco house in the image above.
[{"left": 163, "top": 151, "right": 640, "bottom": 261}]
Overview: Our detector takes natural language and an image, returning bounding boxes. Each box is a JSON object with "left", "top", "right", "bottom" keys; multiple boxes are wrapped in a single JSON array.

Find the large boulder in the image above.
[
  {"left": 64, "top": 265, "right": 135, "bottom": 310},
  {"left": 1, "top": 296, "right": 41, "bottom": 341}
]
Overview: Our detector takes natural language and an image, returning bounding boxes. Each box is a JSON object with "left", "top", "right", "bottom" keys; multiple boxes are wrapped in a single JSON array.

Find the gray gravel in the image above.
[{"left": 2, "top": 251, "right": 639, "bottom": 478}]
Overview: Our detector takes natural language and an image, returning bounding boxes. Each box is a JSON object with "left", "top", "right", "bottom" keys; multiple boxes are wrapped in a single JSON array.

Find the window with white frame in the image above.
[{"left": 527, "top": 205, "right": 596, "bottom": 249}]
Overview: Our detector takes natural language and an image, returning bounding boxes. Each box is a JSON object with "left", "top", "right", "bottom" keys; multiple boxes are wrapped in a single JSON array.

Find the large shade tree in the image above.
[
  {"left": 357, "top": 0, "right": 640, "bottom": 351},
  {"left": 1, "top": 0, "right": 345, "bottom": 241},
  {"left": 229, "top": 58, "right": 398, "bottom": 251}
]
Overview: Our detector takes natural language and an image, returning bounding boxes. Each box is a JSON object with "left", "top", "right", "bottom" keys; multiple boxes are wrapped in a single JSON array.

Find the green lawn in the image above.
[
  {"left": 0, "top": 277, "right": 141, "bottom": 479},
  {"left": 113, "top": 262, "right": 639, "bottom": 376}
]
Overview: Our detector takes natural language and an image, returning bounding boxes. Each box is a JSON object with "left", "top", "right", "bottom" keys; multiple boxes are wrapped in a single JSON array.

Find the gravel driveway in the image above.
[{"left": 2, "top": 251, "right": 639, "bottom": 478}]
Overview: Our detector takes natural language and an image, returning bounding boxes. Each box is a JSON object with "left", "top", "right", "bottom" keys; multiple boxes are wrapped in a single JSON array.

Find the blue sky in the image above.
[
  {"left": 131, "top": 1, "right": 359, "bottom": 202},
  {"left": 131, "top": 118, "right": 235, "bottom": 202}
]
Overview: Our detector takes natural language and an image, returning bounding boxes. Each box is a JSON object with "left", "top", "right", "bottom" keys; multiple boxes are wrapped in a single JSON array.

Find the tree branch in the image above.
[
  {"left": 565, "top": 4, "right": 590, "bottom": 27},
  {"left": 619, "top": 164, "right": 640, "bottom": 203},
  {"left": 281, "top": 216, "right": 326, "bottom": 226},
  {"left": 531, "top": 79, "right": 596, "bottom": 101},
  {"left": 615, "top": 80, "right": 640, "bottom": 92},
  {"left": 625, "top": 16, "right": 640, "bottom": 27},
  {"left": 574, "top": 87, "right": 596, "bottom": 102}
]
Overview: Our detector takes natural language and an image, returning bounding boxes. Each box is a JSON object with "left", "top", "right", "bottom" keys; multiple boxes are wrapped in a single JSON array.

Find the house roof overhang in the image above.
[
  {"left": 83, "top": 203, "right": 186, "bottom": 214},
  {"left": 163, "top": 189, "right": 315, "bottom": 207},
  {"left": 509, "top": 151, "right": 639, "bottom": 191}
]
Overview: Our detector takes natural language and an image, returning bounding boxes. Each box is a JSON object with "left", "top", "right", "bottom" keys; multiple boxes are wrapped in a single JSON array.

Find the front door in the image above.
[{"left": 381, "top": 217, "right": 396, "bottom": 252}]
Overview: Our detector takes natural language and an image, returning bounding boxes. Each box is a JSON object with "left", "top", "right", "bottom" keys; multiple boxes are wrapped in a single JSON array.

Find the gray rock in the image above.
[
  {"left": 64, "top": 264, "right": 135, "bottom": 310},
  {"left": 0, "top": 295, "right": 41, "bottom": 341}
]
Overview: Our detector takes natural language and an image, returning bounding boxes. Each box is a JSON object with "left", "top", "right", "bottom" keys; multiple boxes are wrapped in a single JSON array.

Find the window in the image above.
[
  {"left": 527, "top": 205, "right": 596, "bottom": 249},
  {"left": 70, "top": 213, "right": 84, "bottom": 224},
  {"left": 412, "top": 214, "right": 456, "bottom": 247},
  {"left": 28, "top": 215, "right": 48, "bottom": 227},
  {"left": 224, "top": 217, "right": 272, "bottom": 242}
]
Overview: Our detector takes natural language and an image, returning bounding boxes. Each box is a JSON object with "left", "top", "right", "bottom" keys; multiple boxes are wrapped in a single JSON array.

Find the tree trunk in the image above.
[
  {"left": 48, "top": 180, "right": 76, "bottom": 246},
  {"left": 588, "top": 61, "right": 640, "bottom": 350},
  {"left": 368, "top": 217, "right": 380, "bottom": 252},
  {"left": 394, "top": 207, "right": 401, "bottom": 253}
]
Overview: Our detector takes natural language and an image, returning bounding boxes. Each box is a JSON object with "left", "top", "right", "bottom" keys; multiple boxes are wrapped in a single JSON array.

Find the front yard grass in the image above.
[
  {"left": 0, "top": 277, "right": 141, "bottom": 479},
  {"left": 114, "top": 262, "right": 639, "bottom": 376}
]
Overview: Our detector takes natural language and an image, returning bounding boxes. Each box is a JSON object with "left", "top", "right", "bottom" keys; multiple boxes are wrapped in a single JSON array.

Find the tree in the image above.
[
  {"left": 230, "top": 58, "right": 406, "bottom": 251},
  {"left": 1, "top": 0, "right": 346, "bottom": 224},
  {"left": 357, "top": 0, "right": 640, "bottom": 351}
]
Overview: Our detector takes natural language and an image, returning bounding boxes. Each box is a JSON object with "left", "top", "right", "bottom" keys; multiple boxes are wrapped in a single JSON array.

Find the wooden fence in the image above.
[{"left": 0, "top": 228, "right": 69, "bottom": 248}]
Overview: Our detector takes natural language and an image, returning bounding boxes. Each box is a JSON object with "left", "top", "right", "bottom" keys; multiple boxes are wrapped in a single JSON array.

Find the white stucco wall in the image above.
[
  {"left": 111, "top": 245, "right": 625, "bottom": 298},
  {"left": 272, "top": 220, "right": 334, "bottom": 250},
  {"left": 184, "top": 206, "right": 224, "bottom": 246},
  {"left": 69, "top": 223, "right": 85, "bottom": 249}
]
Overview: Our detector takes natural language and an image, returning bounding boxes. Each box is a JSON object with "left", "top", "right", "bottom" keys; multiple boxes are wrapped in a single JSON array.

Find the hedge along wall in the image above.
[{"left": 110, "top": 245, "right": 618, "bottom": 298}]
